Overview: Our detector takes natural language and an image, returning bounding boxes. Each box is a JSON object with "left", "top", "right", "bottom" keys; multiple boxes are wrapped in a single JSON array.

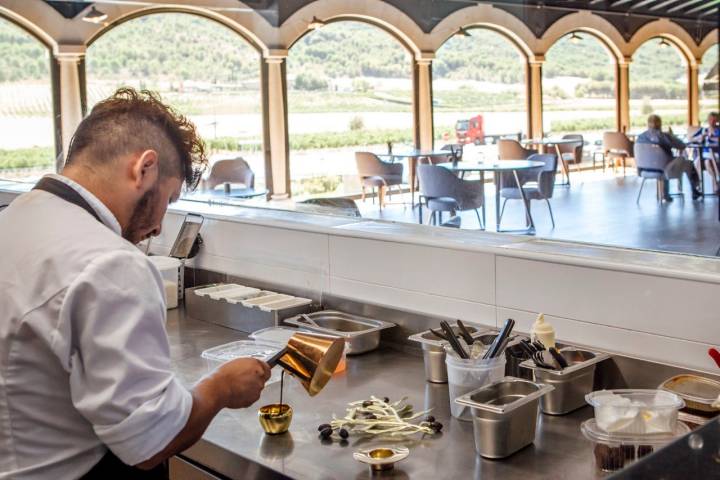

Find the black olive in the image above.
[
  {"left": 317, "top": 423, "right": 331, "bottom": 432},
  {"left": 425, "top": 415, "right": 436, "bottom": 423},
  {"left": 339, "top": 428, "right": 349, "bottom": 439},
  {"left": 320, "top": 427, "right": 333, "bottom": 439},
  {"left": 432, "top": 422, "right": 443, "bottom": 433},
  {"left": 362, "top": 400, "right": 372, "bottom": 407},
  {"left": 383, "top": 397, "right": 390, "bottom": 403}
]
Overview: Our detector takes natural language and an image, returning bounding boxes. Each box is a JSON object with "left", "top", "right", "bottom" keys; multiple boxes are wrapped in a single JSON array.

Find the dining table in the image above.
[
  {"left": 522, "top": 138, "right": 580, "bottom": 186},
  {"left": 437, "top": 159, "right": 544, "bottom": 234},
  {"left": 381, "top": 148, "right": 458, "bottom": 206}
]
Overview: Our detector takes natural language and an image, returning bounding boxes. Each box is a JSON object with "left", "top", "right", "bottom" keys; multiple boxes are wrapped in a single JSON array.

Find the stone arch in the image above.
[
  {"left": 628, "top": 20, "right": 697, "bottom": 66},
  {"left": 698, "top": 30, "right": 719, "bottom": 59},
  {"left": 0, "top": 6, "right": 57, "bottom": 52},
  {"left": 280, "top": 0, "right": 423, "bottom": 57},
  {"left": 540, "top": 11, "right": 624, "bottom": 63}
]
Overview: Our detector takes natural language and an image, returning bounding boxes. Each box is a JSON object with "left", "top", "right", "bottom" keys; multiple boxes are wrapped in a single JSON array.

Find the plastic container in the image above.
[
  {"left": 201, "top": 339, "right": 283, "bottom": 384},
  {"left": 581, "top": 418, "right": 690, "bottom": 473},
  {"left": 530, "top": 313, "right": 555, "bottom": 348},
  {"left": 445, "top": 348, "right": 506, "bottom": 421},
  {"left": 585, "top": 389, "right": 685, "bottom": 434},
  {"left": 148, "top": 256, "right": 181, "bottom": 309}
]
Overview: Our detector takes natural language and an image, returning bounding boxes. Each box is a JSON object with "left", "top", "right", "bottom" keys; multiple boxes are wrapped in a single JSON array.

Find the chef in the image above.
[{"left": 0, "top": 88, "right": 271, "bottom": 479}]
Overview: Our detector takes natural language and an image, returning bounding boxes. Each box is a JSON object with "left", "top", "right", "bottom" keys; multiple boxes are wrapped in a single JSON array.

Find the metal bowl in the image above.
[{"left": 258, "top": 404, "right": 293, "bottom": 435}]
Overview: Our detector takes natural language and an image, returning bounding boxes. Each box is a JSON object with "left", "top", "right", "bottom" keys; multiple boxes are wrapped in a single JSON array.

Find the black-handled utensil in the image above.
[
  {"left": 429, "top": 328, "right": 449, "bottom": 341},
  {"left": 483, "top": 318, "right": 515, "bottom": 359},
  {"left": 441, "top": 321, "right": 469, "bottom": 359},
  {"left": 549, "top": 347, "right": 568, "bottom": 369},
  {"left": 456, "top": 320, "right": 475, "bottom": 345}
]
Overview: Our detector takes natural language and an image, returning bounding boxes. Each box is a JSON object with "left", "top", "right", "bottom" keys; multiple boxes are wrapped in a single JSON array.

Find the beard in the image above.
[{"left": 122, "top": 182, "right": 161, "bottom": 244}]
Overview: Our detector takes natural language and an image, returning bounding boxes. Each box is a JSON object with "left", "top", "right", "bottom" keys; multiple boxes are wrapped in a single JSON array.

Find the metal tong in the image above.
[
  {"left": 520, "top": 339, "right": 567, "bottom": 370},
  {"left": 482, "top": 318, "right": 515, "bottom": 360},
  {"left": 440, "top": 321, "right": 469, "bottom": 359}
]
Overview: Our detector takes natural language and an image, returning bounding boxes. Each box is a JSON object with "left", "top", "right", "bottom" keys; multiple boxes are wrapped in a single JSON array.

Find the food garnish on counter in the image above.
[{"left": 318, "top": 396, "right": 442, "bottom": 440}]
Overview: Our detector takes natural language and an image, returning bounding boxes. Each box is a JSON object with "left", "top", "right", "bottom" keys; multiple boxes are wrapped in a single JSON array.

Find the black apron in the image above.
[{"left": 33, "top": 176, "right": 168, "bottom": 480}]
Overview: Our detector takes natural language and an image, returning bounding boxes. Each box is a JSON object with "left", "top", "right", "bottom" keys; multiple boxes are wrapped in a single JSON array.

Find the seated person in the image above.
[
  {"left": 636, "top": 114, "right": 701, "bottom": 201},
  {"left": 691, "top": 112, "right": 720, "bottom": 191}
]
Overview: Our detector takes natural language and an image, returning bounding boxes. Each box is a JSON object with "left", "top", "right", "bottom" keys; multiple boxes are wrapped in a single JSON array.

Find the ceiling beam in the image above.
[
  {"left": 610, "top": 0, "right": 633, "bottom": 6},
  {"left": 629, "top": 0, "right": 663, "bottom": 9},
  {"left": 667, "top": 0, "right": 707, "bottom": 13},
  {"left": 685, "top": 0, "right": 720, "bottom": 14},
  {"left": 699, "top": 6, "right": 719, "bottom": 16},
  {"left": 648, "top": 0, "right": 685, "bottom": 10}
]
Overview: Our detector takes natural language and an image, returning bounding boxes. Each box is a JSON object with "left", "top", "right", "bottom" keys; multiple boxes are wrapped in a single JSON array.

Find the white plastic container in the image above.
[
  {"left": 201, "top": 339, "right": 283, "bottom": 384},
  {"left": 585, "top": 389, "right": 685, "bottom": 435},
  {"left": 581, "top": 418, "right": 690, "bottom": 473},
  {"left": 530, "top": 313, "right": 555, "bottom": 348},
  {"left": 148, "top": 256, "right": 181, "bottom": 309},
  {"left": 445, "top": 348, "right": 506, "bottom": 421}
]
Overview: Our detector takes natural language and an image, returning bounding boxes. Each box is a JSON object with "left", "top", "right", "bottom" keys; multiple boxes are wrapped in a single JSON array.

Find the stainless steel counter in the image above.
[{"left": 167, "top": 309, "right": 601, "bottom": 479}]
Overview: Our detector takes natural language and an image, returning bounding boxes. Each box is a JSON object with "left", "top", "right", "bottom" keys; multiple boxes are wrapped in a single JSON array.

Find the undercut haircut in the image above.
[{"left": 66, "top": 88, "right": 207, "bottom": 189}]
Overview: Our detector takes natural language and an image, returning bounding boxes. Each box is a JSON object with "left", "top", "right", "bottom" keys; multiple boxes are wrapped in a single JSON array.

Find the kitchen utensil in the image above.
[
  {"left": 455, "top": 377, "right": 554, "bottom": 458},
  {"left": 353, "top": 447, "right": 409, "bottom": 472},
  {"left": 429, "top": 327, "right": 448, "bottom": 341},
  {"left": 549, "top": 347, "right": 569, "bottom": 369},
  {"left": 441, "top": 321, "right": 469, "bottom": 359},
  {"left": 483, "top": 318, "right": 515, "bottom": 360},
  {"left": 659, "top": 374, "right": 720, "bottom": 413},
  {"left": 709, "top": 348, "right": 720, "bottom": 369},
  {"left": 456, "top": 320, "right": 476, "bottom": 345},
  {"left": 266, "top": 332, "right": 344, "bottom": 397},
  {"left": 408, "top": 324, "right": 489, "bottom": 383},
  {"left": 522, "top": 347, "right": 610, "bottom": 415},
  {"left": 258, "top": 404, "right": 293, "bottom": 435},
  {"left": 532, "top": 350, "right": 559, "bottom": 370},
  {"left": 285, "top": 310, "right": 395, "bottom": 355}
]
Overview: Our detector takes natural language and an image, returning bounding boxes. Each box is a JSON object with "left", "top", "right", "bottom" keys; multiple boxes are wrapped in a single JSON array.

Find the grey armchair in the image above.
[
  {"left": 633, "top": 143, "right": 680, "bottom": 203},
  {"left": 498, "top": 139, "right": 537, "bottom": 160},
  {"left": 206, "top": 158, "right": 255, "bottom": 190},
  {"left": 499, "top": 153, "right": 558, "bottom": 228},
  {"left": 417, "top": 164, "right": 484, "bottom": 228},
  {"left": 355, "top": 152, "right": 404, "bottom": 209}
]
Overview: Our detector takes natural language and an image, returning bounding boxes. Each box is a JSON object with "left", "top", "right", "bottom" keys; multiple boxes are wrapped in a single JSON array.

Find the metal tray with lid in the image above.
[
  {"left": 659, "top": 374, "right": 720, "bottom": 413},
  {"left": 284, "top": 310, "right": 394, "bottom": 355}
]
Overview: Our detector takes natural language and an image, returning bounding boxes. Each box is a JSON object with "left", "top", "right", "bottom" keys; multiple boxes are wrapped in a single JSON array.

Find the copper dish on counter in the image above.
[{"left": 258, "top": 404, "right": 293, "bottom": 434}]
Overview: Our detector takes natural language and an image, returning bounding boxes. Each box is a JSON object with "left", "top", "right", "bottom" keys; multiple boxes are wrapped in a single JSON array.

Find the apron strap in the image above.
[
  {"left": 80, "top": 450, "right": 167, "bottom": 480},
  {"left": 33, "top": 176, "right": 103, "bottom": 224}
]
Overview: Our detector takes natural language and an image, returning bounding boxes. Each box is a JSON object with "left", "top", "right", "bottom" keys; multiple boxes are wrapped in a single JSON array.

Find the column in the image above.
[
  {"left": 414, "top": 53, "right": 434, "bottom": 151},
  {"left": 54, "top": 44, "right": 85, "bottom": 167},
  {"left": 688, "top": 61, "right": 700, "bottom": 127},
  {"left": 262, "top": 50, "right": 290, "bottom": 199},
  {"left": 527, "top": 57, "right": 544, "bottom": 139},
  {"left": 616, "top": 57, "right": 631, "bottom": 133}
]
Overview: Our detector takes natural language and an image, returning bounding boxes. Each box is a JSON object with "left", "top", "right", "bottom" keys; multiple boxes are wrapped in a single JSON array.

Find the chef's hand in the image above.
[{"left": 216, "top": 358, "right": 271, "bottom": 409}]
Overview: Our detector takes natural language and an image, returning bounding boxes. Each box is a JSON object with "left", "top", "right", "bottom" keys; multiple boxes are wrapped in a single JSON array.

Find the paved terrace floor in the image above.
[{"left": 353, "top": 168, "right": 720, "bottom": 258}]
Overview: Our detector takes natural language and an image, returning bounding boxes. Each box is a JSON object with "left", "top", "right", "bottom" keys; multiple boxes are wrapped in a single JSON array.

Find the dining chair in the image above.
[
  {"left": 558, "top": 134, "right": 583, "bottom": 166},
  {"left": 498, "top": 153, "right": 558, "bottom": 228},
  {"left": 206, "top": 158, "right": 255, "bottom": 190},
  {"left": 603, "top": 132, "right": 634, "bottom": 176},
  {"left": 417, "top": 164, "right": 484, "bottom": 228},
  {"left": 355, "top": 152, "right": 404, "bottom": 209},
  {"left": 497, "top": 139, "right": 537, "bottom": 160},
  {"left": 633, "top": 143, "right": 682, "bottom": 203}
]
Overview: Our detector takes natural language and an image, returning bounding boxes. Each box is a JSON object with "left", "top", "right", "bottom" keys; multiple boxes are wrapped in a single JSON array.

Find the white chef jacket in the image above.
[{"left": 0, "top": 175, "right": 192, "bottom": 479}]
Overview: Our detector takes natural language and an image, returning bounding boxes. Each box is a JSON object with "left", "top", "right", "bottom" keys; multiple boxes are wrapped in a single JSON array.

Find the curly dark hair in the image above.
[{"left": 66, "top": 87, "right": 207, "bottom": 189}]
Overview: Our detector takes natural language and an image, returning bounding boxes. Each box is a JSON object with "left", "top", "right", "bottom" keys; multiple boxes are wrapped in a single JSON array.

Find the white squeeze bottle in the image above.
[{"left": 530, "top": 313, "right": 555, "bottom": 348}]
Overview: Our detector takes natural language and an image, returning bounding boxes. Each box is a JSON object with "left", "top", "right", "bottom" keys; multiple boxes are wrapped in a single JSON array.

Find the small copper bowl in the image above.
[{"left": 258, "top": 404, "right": 293, "bottom": 435}]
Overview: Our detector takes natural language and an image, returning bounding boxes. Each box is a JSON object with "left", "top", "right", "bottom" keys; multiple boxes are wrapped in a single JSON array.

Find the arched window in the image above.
[
  {"left": 433, "top": 28, "right": 527, "bottom": 155},
  {"left": 699, "top": 44, "right": 719, "bottom": 123},
  {"left": 287, "top": 21, "right": 412, "bottom": 199},
  {"left": 630, "top": 38, "right": 688, "bottom": 131},
  {"left": 0, "top": 17, "right": 54, "bottom": 181},
  {"left": 86, "top": 13, "right": 263, "bottom": 190},
  {"left": 543, "top": 32, "right": 616, "bottom": 140}
]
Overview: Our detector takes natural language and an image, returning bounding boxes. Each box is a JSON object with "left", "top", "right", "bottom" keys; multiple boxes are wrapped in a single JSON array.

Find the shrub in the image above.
[
  {"left": 349, "top": 115, "right": 364, "bottom": 131},
  {"left": 0, "top": 147, "right": 54, "bottom": 170},
  {"left": 640, "top": 97, "right": 654, "bottom": 115},
  {"left": 293, "top": 72, "right": 328, "bottom": 91}
]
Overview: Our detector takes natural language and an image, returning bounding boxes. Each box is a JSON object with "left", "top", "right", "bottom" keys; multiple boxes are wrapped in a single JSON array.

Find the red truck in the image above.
[{"left": 455, "top": 115, "right": 484, "bottom": 145}]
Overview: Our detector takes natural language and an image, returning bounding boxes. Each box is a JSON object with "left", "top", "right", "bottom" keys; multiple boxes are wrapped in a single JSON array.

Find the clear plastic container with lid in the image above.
[
  {"left": 148, "top": 256, "right": 182, "bottom": 309},
  {"left": 581, "top": 418, "right": 690, "bottom": 473},
  {"left": 585, "top": 389, "right": 685, "bottom": 434},
  {"left": 201, "top": 339, "right": 284, "bottom": 384}
]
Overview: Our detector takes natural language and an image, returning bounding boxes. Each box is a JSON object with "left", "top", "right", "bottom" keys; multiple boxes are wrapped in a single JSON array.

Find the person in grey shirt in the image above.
[{"left": 636, "top": 114, "right": 701, "bottom": 201}]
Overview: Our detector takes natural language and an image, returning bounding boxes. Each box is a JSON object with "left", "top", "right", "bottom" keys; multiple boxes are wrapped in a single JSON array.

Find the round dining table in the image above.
[
  {"left": 522, "top": 138, "right": 580, "bottom": 186},
  {"left": 437, "top": 159, "right": 544, "bottom": 234}
]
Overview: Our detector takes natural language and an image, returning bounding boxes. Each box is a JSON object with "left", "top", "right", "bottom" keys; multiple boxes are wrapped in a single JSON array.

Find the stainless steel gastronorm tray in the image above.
[{"left": 284, "top": 310, "right": 394, "bottom": 355}]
